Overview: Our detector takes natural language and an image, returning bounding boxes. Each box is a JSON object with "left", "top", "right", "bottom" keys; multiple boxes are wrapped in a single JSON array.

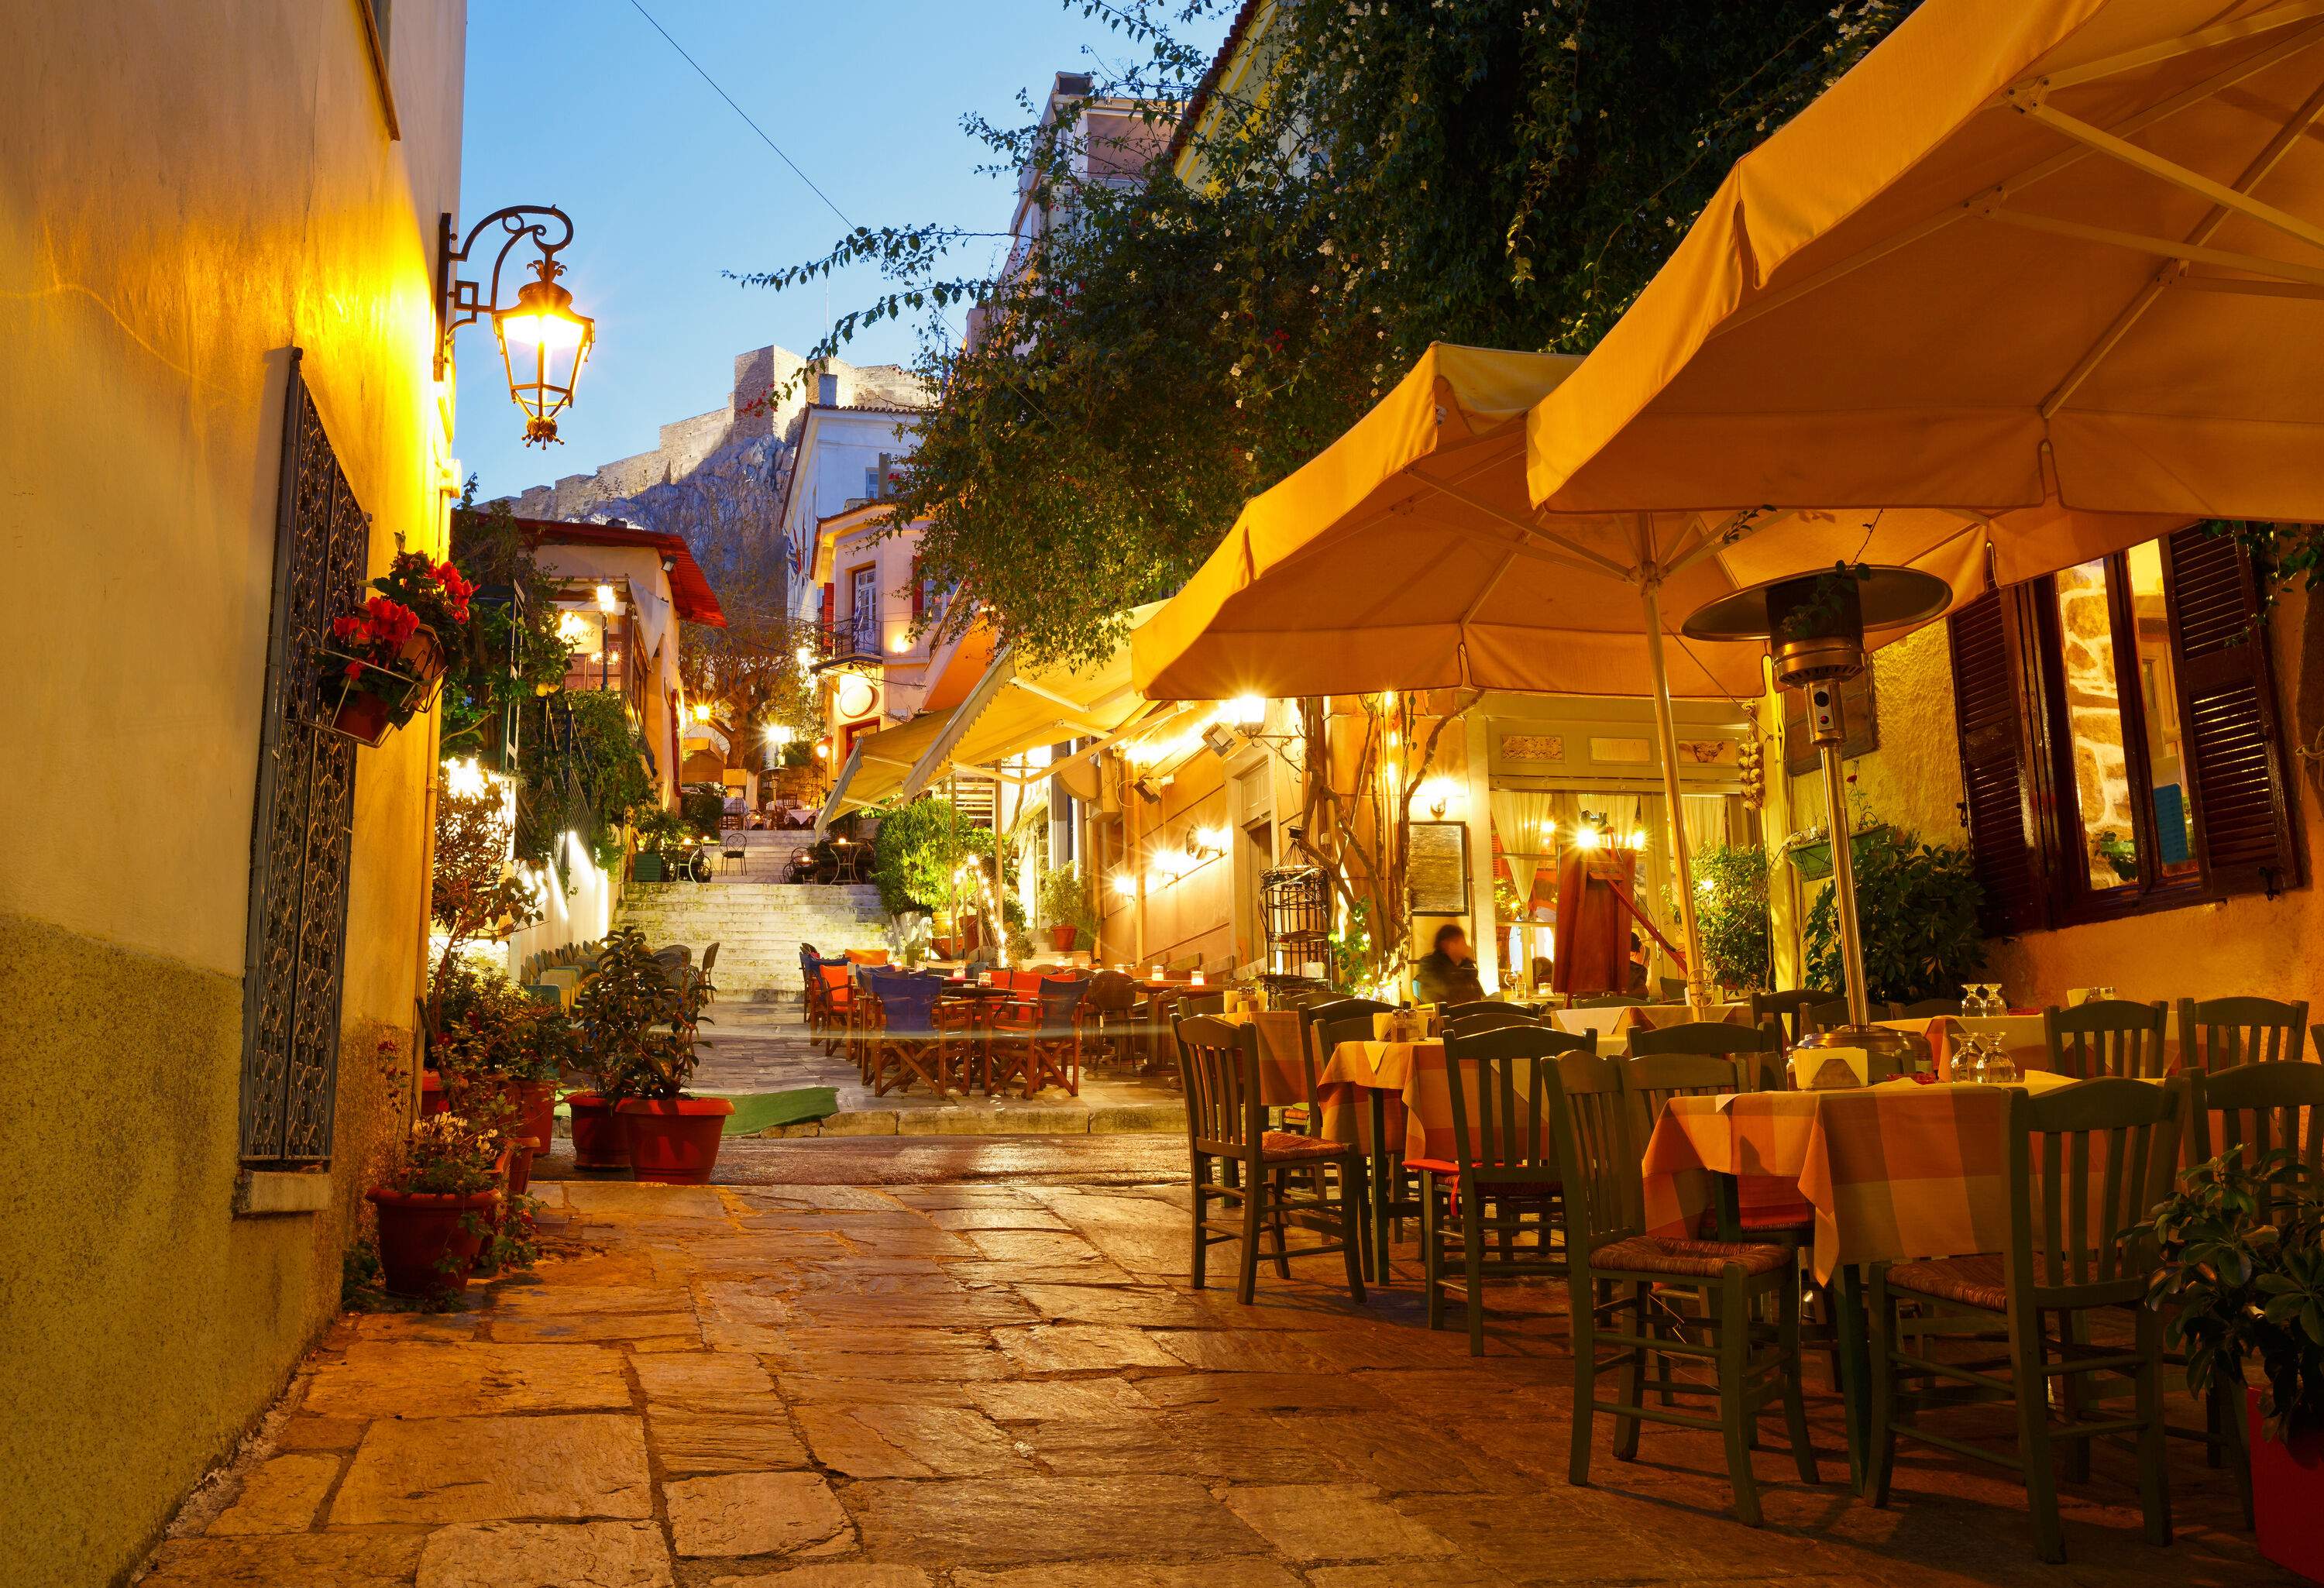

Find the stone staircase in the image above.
[{"left": 615, "top": 882, "right": 888, "bottom": 1001}]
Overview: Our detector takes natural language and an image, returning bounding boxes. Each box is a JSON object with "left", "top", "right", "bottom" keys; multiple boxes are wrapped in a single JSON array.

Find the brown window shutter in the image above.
[
  {"left": 911, "top": 555, "right": 923, "bottom": 621},
  {"left": 1948, "top": 588, "right": 2047, "bottom": 933},
  {"left": 2164, "top": 527, "right": 2302, "bottom": 896}
]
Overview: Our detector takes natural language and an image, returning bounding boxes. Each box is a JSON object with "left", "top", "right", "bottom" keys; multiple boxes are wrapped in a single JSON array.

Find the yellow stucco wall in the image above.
[
  {"left": 1808, "top": 593, "right": 2324, "bottom": 1010},
  {"left": 0, "top": 4, "right": 466, "bottom": 1583}
]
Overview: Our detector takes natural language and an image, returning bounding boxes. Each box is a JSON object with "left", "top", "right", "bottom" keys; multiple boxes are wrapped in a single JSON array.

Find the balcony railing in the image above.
[{"left": 813, "top": 613, "right": 882, "bottom": 669}]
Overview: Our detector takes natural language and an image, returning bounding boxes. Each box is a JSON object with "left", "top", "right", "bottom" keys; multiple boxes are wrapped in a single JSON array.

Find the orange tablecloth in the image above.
[
  {"left": 1875, "top": 1012, "right": 2186, "bottom": 1078},
  {"left": 1316, "top": 1040, "right": 1559, "bottom": 1169},
  {"left": 1217, "top": 1009, "right": 1312, "bottom": 1105},
  {"left": 1642, "top": 1081, "right": 2064, "bottom": 1284}
]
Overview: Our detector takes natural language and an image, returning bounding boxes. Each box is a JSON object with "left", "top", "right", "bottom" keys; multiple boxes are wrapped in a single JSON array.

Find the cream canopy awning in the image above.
[
  {"left": 1131, "top": 343, "right": 1998, "bottom": 706},
  {"left": 1527, "top": 0, "right": 2324, "bottom": 539},
  {"left": 814, "top": 707, "right": 958, "bottom": 834},
  {"left": 900, "top": 603, "right": 1173, "bottom": 801}
]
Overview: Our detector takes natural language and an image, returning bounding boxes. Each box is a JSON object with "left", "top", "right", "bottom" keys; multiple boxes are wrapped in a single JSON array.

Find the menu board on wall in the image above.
[{"left": 1406, "top": 821, "right": 1471, "bottom": 916}]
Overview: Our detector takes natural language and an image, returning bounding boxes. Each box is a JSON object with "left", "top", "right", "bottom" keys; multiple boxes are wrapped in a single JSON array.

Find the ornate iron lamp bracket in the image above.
[{"left": 435, "top": 205, "right": 576, "bottom": 377}]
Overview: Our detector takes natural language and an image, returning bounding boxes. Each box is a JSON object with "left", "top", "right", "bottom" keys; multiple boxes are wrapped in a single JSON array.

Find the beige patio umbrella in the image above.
[
  {"left": 1527, "top": 0, "right": 2324, "bottom": 529},
  {"left": 1132, "top": 344, "right": 2016, "bottom": 1010}
]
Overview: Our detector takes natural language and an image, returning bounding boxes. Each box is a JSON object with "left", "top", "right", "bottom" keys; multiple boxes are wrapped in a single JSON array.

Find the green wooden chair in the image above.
[
  {"left": 1548, "top": 1051, "right": 1817, "bottom": 1526},
  {"left": 2042, "top": 999, "right": 2169, "bottom": 1079},
  {"left": 2176, "top": 995, "right": 2308, "bottom": 1070},
  {"left": 1173, "top": 1014, "right": 1368, "bottom": 1306},
  {"left": 2183, "top": 1060, "right": 2324, "bottom": 1524},
  {"left": 1422, "top": 1023, "right": 1597, "bottom": 1355},
  {"left": 1749, "top": 987, "right": 1838, "bottom": 1047},
  {"left": 1278, "top": 997, "right": 1392, "bottom": 1134},
  {"left": 1865, "top": 1076, "right": 2184, "bottom": 1563},
  {"left": 1445, "top": 1004, "right": 1543, "bottom": 1036}
]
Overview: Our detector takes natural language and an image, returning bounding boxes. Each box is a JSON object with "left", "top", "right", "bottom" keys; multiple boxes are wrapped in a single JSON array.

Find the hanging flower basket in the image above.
[
  {"left": 1785, "top": 823, "right": 1889, "bottom": 882},
  {"left": 307, "top": 585, "right": 449, "bottom": 748}
]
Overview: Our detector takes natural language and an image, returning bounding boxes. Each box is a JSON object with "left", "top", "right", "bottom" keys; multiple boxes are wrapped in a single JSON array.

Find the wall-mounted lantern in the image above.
[{"left": 438, "top": 205, "right": 595, "bottom": 447}]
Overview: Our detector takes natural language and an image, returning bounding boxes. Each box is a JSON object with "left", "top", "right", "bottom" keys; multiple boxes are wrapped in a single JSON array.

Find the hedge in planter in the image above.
[{"left": 1802, "top": 826, "right": 1985, "bottom": 1005}]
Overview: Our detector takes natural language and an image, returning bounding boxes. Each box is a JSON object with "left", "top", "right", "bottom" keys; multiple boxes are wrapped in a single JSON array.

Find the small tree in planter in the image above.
[
  {"left": 363, "top": 1033, "right": 529, "bottom": 1303},
  {"left": 1038, "top": 864, "right": 1096, "bottom": 954},
  {"left": 575, "top": 928, "right": 728, "bottom": 1181},
  {"left": 429, "top": 964, "right": 572, "bottom": 1184},
  {"left": 1694, "top": 843, "right": 1772, "bottom": 995},
  {"left": 2143, "top": 1146, "right": 2324, "bottom": 1571},
  {"left": 1802, "top": 826, "right": 1985, "bottom": 1004}
]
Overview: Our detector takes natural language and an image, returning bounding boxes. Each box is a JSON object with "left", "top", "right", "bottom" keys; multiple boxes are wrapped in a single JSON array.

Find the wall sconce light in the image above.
[
  {"left": 1110, "top": 873, "right": 1138, "bottom": 899},
  {"left": 595, "top": 583, "right": 618, "bottom": 613},
  {"left": 438, "top": 205, "right": 594, "bottom": 447}
]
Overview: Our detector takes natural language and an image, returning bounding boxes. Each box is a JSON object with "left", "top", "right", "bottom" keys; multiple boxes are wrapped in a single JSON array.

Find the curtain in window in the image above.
[{"left": 1490, "top": 790, "right": 1560, "bottom": 923}]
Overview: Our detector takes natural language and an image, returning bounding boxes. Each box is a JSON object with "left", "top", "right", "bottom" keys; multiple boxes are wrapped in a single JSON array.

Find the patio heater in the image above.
[{"left": 1683, "top": 564, "right": 1948, "bottom": 1075}]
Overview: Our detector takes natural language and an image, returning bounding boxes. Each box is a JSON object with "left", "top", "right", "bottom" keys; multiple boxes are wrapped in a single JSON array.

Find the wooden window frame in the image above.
[{"left": 1950, "top": 530, "right": 2301, "bottom": 938}]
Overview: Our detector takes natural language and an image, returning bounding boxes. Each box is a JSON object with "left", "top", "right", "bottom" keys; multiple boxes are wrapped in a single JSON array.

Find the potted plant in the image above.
[
  {"left": 317, "top": 550, "right": 474, "bottom": 747},
  {"left": 1038, "top": 863, "right": 1095, "bottom": 954},
  {"left": 630, "top": 806, "right": 691, "bottom": 882},
  {"left": 366, "top": 1105, "right": 506, "bottom": 1300},
  {"left": 2143, "top": 1146, "right": 2324, "bottom": 1578},
  {"left": 428, "top": 965, "right": 569, "bottom": 1194},
  {"left": 578, "top": 928, "right": 731, "bottom": 1181}
]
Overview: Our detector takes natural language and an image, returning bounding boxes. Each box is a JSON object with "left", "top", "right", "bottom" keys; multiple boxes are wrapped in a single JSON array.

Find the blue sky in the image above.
[{"left": 453, "top": 0, "right": 1228, "bottom": 502}]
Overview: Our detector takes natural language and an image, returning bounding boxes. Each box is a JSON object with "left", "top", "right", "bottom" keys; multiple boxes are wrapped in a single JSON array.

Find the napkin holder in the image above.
[{"left": 1792, "top": 1045, "right": 1869, "bottom": 1091}]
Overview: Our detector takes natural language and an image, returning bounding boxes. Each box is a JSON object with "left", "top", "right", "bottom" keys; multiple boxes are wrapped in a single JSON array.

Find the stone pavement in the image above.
[
  {"left": 141, "top": 1137, "right": 2291, "bottom": 1588},
  {"left": 692, "top": 1003, "right": 1185, "bottom": 1138}
]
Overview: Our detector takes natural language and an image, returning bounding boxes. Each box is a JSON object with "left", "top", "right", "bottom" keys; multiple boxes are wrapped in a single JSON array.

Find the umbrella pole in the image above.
[
  {"left": 1818, "top": 739, "right": 1871, "bottom": 1026},
  {"left": 1637, "top": 579, "right": 1710, "bottom": 1016}
]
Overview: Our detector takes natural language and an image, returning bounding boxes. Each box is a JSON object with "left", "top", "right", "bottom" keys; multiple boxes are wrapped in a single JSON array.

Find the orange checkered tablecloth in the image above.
[
  {"left": 1642, "top": 1081, "right": 2070, "bottom": 1284},
  {"left": 1315, "top": 1040, "right": 1557, "bottom": 1169},
  {"left": 1215, "top": 1009, "right": 1315, "bottom": 1106}
]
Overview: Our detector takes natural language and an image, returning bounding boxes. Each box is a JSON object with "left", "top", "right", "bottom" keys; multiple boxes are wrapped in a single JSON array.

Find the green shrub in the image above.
[
  {"left": 1694, "top": 843, "right": 1771, "bottom": 994},
  {"left": 871, "top": 796, "right": 978, "bottom": 917},
  {"left": 680, "top": 784, "right": 726, "bottom": 838},
  {"left": 1803, "top": 827, "right": 1985, "bottom": 1003}
]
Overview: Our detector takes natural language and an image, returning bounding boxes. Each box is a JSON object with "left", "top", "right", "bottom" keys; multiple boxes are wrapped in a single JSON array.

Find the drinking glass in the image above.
[
  {"left": 1949, "top": 1033, "right": 1983, "bottom": 1084},
  {"left": 1961, "top": 983, "right": 1982, "bottom": 1019}
]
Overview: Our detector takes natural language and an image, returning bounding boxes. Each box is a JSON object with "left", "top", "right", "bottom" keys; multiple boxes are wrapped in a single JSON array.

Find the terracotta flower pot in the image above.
[
  {"left": 2251, "top": 1388, "right": 2324, "bottom": 1582},
  {"left": 419, "top": 1070, "right": 449, "bottom": 1116},
  {"left": 1049, "top": 925, "right": 1078, "bottom": 952},
  {"left": 329, "top": 689, "right": 396, "bottom": 748},
  {"left": 366, "top": 1185, "right": 500, "bottom": 1298},
  {"left": 566, "top": 1091, "right": 627, "bottom": 1171},
  {"left": 397, "top": 624, "right": 447, "bottom": 684},
  {"left": 513, "top": 1079, "right": 556, "bottom": 1151},
  {"left": 617, "top": 1096, "right": 734, "bottom": 1184},
  {"left": 505, "top": 1139, "right": 536, "bottom": 1198}
]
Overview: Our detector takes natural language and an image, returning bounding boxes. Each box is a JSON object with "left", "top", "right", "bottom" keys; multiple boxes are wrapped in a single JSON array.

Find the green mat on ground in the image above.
[{"left": 707, "top": 1088, "right": 841, "bottom": 1136}]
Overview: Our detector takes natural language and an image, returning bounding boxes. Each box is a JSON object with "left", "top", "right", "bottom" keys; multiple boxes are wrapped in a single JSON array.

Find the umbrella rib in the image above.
[
  {"left": 2028, "top": 2, "right": 2324, "bottom": 93},
  {"left": 1710, "top": 20, "right": 2324, "bottom": 339},
  {"left": 2010, "top": 98, "right": 2324, "bottom": 258},
  {"left": 2037, "top": 73, "right": 2324, "bottom": 418},
  {"left": 1980, "top": 207, "right": 2324, "bottom": 287},
  {"left": 1414, "top": 471, "right": 1638, "bottom": 580}
]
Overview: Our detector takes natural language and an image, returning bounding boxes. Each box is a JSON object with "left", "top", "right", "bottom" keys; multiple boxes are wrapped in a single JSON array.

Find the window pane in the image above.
[
  {"left": 2123, "top": 541, "right": 2200, "bottom": 880},
  {"left": 2054, "top": 559, "right": 2139, "bottom": 892}
]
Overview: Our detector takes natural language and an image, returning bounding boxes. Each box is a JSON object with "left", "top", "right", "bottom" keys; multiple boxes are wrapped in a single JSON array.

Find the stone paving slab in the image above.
[{"left": 148, "top": 1135, "right": 2297, "bottom": 1588}]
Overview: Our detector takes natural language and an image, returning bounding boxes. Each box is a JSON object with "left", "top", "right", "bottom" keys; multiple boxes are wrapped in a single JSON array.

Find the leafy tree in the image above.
[
  {"left": 517, "top": 690, "right": 655, "bottom": 869},
  {"left": 1693, "top": 842, "right": 1771, "bottom": 994},
  {"left": 1803, "top": 827, "right": 1985, "bottom": 1004},
  {"left": 745, "top": 0, "right": 1914, "bottom": 665},
  {"left": 427, "top": 778, "right": 542, "bottom": 1023},
  {"left": 871, "top": 796, "right": 981, "bottom": 918}
]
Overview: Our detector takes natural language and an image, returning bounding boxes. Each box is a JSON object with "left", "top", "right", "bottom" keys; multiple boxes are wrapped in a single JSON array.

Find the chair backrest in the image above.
[
  {"left": 1446, "top": 1005, "right": 1540, "bottom": 1036},
  {"left": 1441, "top": 999, "right": 1504, "bottom": 1022},
  {"left": 1752, "top": 986, "right": 1838, "bottom": 1047},
  {"left": 1312, "top": 1009, "right": 1383, "bottom": 1069},
  {"left": 1545, "top": 1050, "right": 1641, "bottom": 1254},
  {"left": 2188, "top": 1061, "right": 2324, "bottom": 1184},
  {"left": 1440, "top": 1023, "right": 1597, "bottom": 1180},
  {"left": 1802, "top": 996, "right": 1856, "bottom": 1034},
  {"left": 700, "top": 943, "right": 720, "bottom": 978},
  {"left": 1085, "top": 970, "right": 1139, "bottom": 1013},
  {"left": 1036, "top": 974, "right": 1089, "bottom": 1033},
  {"left": 2178, "top": 996, "right": 2309, "bottom": 1070},
  {"left": 2003, "top": 1077, "right": 2185, "bottom": 1304},
  {"left": 1174, "top": 1014, "right": 1261, "bottom": 1157},
  {"left": 1572, "top": 993, "right": 1645, "bottom": 1009},
  {"left": 2044, "top": 999, "right": 2170, "bottom": 1079},
  {"left": 1625, "top": 1019, "right": 1778, "bottom": 1060},
  {"left": 1292, "top": 997, "right": 1391, "bottom": 1098},
  {"left": 1621, "top": 1052, "right": 1746, "bottom": 1146},
  {"left": 817, "top": 961, "right": 853, "bottom": 992},
  {"left": 1895, "top": 997, "right": 1961, "bottom": 1019},
  {"left": 1175, "top": 990, "right": 1227, "bottom": 1017},
  {"left": 876, "top": 973, "right": 943, "bottom": 1037},
  {"left": 845, "top": 947, "right": 889, "bottom": 967}
]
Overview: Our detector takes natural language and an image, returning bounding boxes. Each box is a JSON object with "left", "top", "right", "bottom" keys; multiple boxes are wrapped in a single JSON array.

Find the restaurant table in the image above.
[
  {"left": 1639, "top": 1074, "right": 2083, "bottom": 1490},
  {"left": 1873, "top": 1011, "right": 2186, "bottom": 1078},
  {"left": 1549, "top": 1000, "right": 1754, "bottom": 1041}
]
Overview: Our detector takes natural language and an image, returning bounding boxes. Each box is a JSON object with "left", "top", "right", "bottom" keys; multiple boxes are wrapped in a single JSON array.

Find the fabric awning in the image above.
[
  {"left": 813, "top": 707, "right": 958, "bottom": 834},
  {"left": 1525, "top": 0, "right": 2324, "bottom": 545},
  {"left": 901, "top": 603, "right": 1169, "bottom": 799},
  {"left": 1131, "top": 343, "right": 2000, "bottom": 704}
]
